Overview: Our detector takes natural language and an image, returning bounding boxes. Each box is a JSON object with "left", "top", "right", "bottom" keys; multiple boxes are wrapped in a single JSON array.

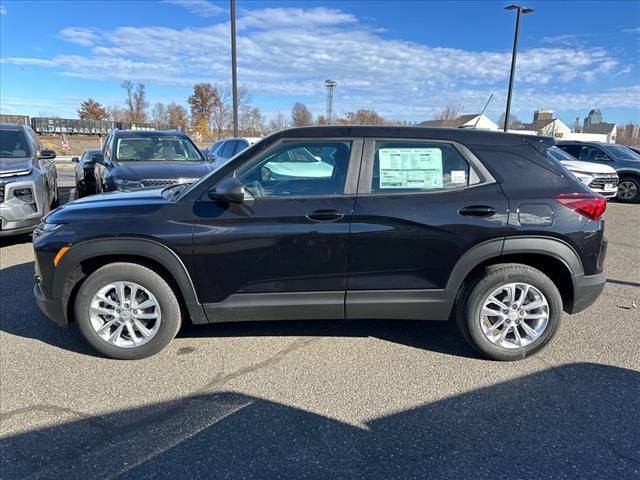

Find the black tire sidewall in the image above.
[
  {"left": 75, "top": 263, "right": 181, "bottom": 360},
  {"left": 463, "top": 266, "right": 562, "bottom": 361}
]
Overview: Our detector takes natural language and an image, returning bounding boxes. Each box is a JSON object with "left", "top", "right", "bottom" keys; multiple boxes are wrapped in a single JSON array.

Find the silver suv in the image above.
[{"left": 0, "top": 123, "right": 59, "bottom": 236}]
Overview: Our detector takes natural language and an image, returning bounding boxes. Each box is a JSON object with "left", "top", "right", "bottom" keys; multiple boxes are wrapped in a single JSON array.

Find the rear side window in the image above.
[
  {"left": 371, "top": 142, "right": 470, "bottom": 193},
  {"left": 221, "top": 141, "right": 237, "bottom": 158},
  {"left": 234, "top": 140, "right": 249, "bottom": 154}
]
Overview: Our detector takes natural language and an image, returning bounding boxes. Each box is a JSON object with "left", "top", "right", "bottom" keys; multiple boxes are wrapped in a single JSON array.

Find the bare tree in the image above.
[
  {"left": 166, "top": 102, "right": 189, "bottom": 131},
  {"left": 498, "top": 113, "right": 523, "bottom": 130},
  {"left": 338, "top": 109, "right": 385, "bottom": 126},
  {"left": 121, "top": 81, "right": 148, "bottom": 123},
  {"left": 151, "top": 103, "right": 169, "bottom": 125},
  {"left": 240, "top": 106, "right": 264, "bottom": 136},
  {"left": 106, "top": 105, "right": 127, "bottom": 123},
  {"left": 291, "top": 102, "right": 313, "bottom": 127},
  {"left": 211, "top": 88, "right": 231, "bottom": 137},
  {"left": 616, "top": 122, "right": 640, "bottom": 146},
  {"left": 436, "top": 105, "right": 460, "bottom": 127},
  {"left": 77, "top": 98, "right": 109, "bottom": 120},
  {"left": 315, "top": 115, "right": 329, "bottom": 126},
  {"left": 268, "top": 112, "right": 289, "bottom": 133}
]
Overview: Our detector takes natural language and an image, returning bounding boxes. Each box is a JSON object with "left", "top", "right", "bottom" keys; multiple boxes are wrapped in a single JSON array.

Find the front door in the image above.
[
  {"left": 193, "top": 138, "right": 362, "bottom": 322},
  {"left": 346, "top": 138, "right": 509, "bottom": 320}
]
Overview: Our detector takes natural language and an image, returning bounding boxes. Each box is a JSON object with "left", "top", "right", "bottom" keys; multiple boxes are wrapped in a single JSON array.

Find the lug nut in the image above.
[{"left": 503, "top": 310, "right": 508, "bottom": 314}]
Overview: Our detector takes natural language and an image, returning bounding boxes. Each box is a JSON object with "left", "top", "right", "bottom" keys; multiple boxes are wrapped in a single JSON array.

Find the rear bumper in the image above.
[
  {"left": 569, "top": 272, "right": 606, "bottom": 314},
  {"left": 34, "top": 281, "right": 67, "bottom": 327}
]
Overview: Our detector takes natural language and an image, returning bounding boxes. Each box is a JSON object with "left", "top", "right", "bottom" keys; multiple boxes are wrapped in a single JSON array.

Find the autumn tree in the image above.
[
  {"left": 166, "top": 102, "right": 189, "bottom": 131},
  {"left": 291, "top": 102, "right": 313, "bottom": 127},
  {"left": 122, "top": 80, "right": 148, "bottom": 123},
  {"left": 77, "top": 98, "right": 108, "bottom": 120},
  {"left": 188, "top": 83, "right": 221, "bottom": 136},
  {"left": 268, "top": 112, "right": 289, "bottom": 133}
]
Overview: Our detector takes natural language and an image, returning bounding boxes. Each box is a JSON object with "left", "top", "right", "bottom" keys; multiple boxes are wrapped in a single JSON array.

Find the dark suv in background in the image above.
[
  {"left": 557, "top": 141, "right": 640, "bottom": 203},
  {"left": 92, "top": 130, "right": 213, "bottom": 192},
  {"left": 33, "top": 127, "right": 607, "bottom": 361}
]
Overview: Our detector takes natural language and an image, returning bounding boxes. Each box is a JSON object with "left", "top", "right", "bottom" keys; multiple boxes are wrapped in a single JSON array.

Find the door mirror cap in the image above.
[
  {"left": 91, "top": 153, "right": 106, "bottom": 165},
  {"left": 39, "top": 149, "right": 57, "bottom": 160},
  {"left": 71, "top": 156, "right": 80, "bottom": 163},
  {"left": 209, "top": 176, "right": 245, "bottom": 204}
]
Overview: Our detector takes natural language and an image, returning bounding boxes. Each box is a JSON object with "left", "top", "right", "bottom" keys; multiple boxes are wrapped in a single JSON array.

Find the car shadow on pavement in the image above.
[
  {"left": 2, "top": 362, "right": 638, "bottom": 479},
  {"left": 607, "top": 278, "right": 640, "bottom": 288},
  {"left": 0, "top": 261, "right": 95, "bottom": 356}
]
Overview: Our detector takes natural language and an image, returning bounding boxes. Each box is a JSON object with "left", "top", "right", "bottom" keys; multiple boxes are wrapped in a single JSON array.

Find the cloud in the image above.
[
  {"left": 162, "top": 0, "right": 223, "bottom": 18},
  {"left": 0, "top": 5, "right": 7, "bottom": 15},
  {"left": 1, "top": 57, "right": 58, "bottom": 67},
  {"left": 622, "top": 27, "right": 640, "bottom": 33},
  {"left": 59, "top": 27, "right": 101, "bottom": 46},
  {"left": 540, "top": 34, "right": 587, "bottom": 47},
  {"left": 2, "top": 6, "right": 636, "bottom": 121}
]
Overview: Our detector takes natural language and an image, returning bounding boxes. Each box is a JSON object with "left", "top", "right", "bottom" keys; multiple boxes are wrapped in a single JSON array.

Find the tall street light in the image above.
[
  {"left": 503, "top": 4, "right": 534, "bottom": 132},
  {"left": 230, "top": 0, "right": 239, "bottom": 137}
]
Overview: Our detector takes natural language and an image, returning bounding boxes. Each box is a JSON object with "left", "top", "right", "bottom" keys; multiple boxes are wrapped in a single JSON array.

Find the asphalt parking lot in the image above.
[{"left": 1, "top": 172, "right": 639, "bottom": 479}]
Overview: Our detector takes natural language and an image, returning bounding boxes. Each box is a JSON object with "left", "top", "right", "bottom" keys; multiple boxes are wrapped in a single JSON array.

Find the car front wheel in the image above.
[
  {"left": 617, "top": 176, "right": 640, "bottom": 203},
  {"left": 74, "top": 263, "right": 182, "bottom": 359},
  {"left": 457, "top": 264, "right": 562, "bottom": 361}
]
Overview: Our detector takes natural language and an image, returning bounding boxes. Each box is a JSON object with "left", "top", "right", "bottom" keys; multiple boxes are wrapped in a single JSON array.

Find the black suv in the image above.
[
  {"left": 92, "top": 130, "right": 213, "bottom": 192},
  {"left": 33, "top": 127, "right": 607, "bottom": 361},
  {"left": 557, "top": 141, "right": 640, "bottom": 203}
]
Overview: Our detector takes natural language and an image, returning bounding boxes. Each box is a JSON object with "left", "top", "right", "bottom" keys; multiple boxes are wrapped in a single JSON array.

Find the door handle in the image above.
[
  {"left": 458, "top": 205, "right": 496, "bottom": 217},
  {"left": 306, "top": 209, "right": 345, "bottom": 222}
]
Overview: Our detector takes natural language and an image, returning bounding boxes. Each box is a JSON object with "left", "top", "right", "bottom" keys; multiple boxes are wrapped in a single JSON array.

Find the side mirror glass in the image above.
[
  {"left": 71, "top": 157, "right": 79, "bottom": 163},
  {"left": 39, "top": 149, "right": 57, "bottom": 160},
  {"left": 208, "top": 176, "right": 245, "bottom": 204}
]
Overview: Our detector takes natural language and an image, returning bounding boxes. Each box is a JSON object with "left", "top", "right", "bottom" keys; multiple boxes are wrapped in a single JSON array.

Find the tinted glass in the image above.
[
  {"left": 371, "top": 142, "right": 470, "bottom": 192},
  {"left": 115, "top": 136, "right": 202, "bottom": 162},
  {"left": 237, "top": 141, "right": 352, "bottom": 197},
  {"left": 234, "top": 140, "right": 249, "bottom": 154},
  {"left": 547, "top": 146, "right": 576, "bottom": 162},
  {"left": 579, "top": 146, "right": 608, "bottom": 162},
  {"left": 82, "top": 149, "right": 101, "bottom": 161},
  {"left": 603, "top": 144, "right": 640, "bottom": 161},
  {"left": 220, "top": 141, "right": 237, "bottom": 158},
  {"left": 557, "top": 145, "right": 581, "bottom": 158},
  {"left": 0, "top": 130, "right": 30, "bottom": 158}
]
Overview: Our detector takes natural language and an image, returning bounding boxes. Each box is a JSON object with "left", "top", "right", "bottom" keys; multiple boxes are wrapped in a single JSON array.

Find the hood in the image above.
[
  {"left": 112, "top": 161, "right": 213, "bottom": 181},
  {"left": 560, "top": 160, "right": 617, "bottom": 174},
  {"left": 0, "top": 157, "right": 32, "bottom": 174}
]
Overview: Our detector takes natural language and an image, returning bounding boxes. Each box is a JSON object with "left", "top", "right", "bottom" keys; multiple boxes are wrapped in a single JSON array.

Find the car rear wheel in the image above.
[
  {"left": 74, "top": 263, "right": 182, "bottom": 359},
  {"left": 617, "top": 177, "right": 640, "bottom": 203},
  {"left": 456, "top": 264, "right": 562, "bottom": 361}
]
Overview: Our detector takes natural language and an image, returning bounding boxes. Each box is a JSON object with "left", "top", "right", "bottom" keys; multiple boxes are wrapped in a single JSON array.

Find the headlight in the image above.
[
  {"left": 569, "top": 171, "right": 594, "bottom": 185},
  {"left": 114, "top": 178, "right": 142, "bottom": 189},
  {"left": 39, "top": 222, "right": 64, "bottom": 232}
]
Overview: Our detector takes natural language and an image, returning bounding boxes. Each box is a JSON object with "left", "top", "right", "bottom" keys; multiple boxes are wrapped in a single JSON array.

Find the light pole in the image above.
[
  {"left": 230, "top": 0, "right": 239, "bottom": 137},
  {"left": 503, "top": 4, "right": 534, "bottom": 132}
]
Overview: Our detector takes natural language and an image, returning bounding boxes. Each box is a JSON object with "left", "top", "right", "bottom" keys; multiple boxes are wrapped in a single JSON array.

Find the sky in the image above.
[{"left": 1, "top": 0, "right": 639, "bottom": 126}]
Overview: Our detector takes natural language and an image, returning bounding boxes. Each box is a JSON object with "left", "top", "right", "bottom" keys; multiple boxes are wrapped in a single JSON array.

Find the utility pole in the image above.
[
  {"left": 503, "top": 5, "right": 534, "bottom": 132},
  {"left": 325, "top": 80, "right": 337, "bottom": 124},
  {"left": 230, "top": 0, "right": 239, "bottom": 137}
]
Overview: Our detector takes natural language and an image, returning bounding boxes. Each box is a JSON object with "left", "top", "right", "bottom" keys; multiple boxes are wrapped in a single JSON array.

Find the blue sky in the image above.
[{"left": 1, "top": 0, "right": 639, "bottom": 125}]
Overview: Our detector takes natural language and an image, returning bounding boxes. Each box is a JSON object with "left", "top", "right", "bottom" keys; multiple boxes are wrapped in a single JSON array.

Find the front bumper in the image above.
[
  {"left": 569, "top": 271, "right": 607, "bottom": 314},
  {"left": 0, "top": 179, "right": 46, "bottom": 236},
  {"left": 34, "top": 281, "right": 68, "bottom": 327}
]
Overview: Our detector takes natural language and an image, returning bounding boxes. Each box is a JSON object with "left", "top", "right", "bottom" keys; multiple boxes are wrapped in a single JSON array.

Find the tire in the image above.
[
  {"left": 456, "top": 263, "right": 562, "bottom": 361},
  {"left": 74, "top": 262, "right": 182, "bottom": 360},
  {"left": 617, "top": 176, "right": 640, "bottom": 203}
]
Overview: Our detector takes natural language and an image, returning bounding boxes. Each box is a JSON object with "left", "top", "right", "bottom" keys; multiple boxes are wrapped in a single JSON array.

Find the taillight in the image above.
[{"left": 556, "top": 193, "right": 606, "bottom": 220}]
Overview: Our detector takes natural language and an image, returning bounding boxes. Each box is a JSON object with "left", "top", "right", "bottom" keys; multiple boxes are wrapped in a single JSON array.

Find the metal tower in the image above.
[{"left": 325, "top": 80, "right": 337, "bottom": 124}]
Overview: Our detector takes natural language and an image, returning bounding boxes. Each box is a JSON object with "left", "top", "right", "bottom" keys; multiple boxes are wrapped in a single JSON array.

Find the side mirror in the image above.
[
  {"left": 91, "top": 153, "right": 106, "bottom": 166},
  {"left": 39, "top": 149, "right": 57, "bottom": 160},
  {"left": 71, "top": 157, "right": 79, "bottom": 163},
  {"left": 208, "top": 176, "right": 245, "bottom": 204}
]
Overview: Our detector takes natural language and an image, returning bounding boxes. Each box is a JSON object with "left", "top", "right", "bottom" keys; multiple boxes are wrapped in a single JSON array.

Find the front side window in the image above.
[
  {"left": 371, "top": 141, "right": 470, "bottom": 193},
  {"left": 579, "top": 146, "right": 609, "bottom": 162},
  {"left": 237, "top": 141, "right": 352, "bottom": 197},
  {"left": 115, "top": 136, "right": 202, "bottom": 162}
]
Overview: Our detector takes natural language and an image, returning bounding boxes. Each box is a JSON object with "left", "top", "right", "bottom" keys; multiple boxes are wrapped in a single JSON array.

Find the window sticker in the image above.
[
  {"left": 378, "top": 148, "right": 443, "bottom": 189},
  {"left": 450, "top": 170, "right": 467, "bottom": 184}
]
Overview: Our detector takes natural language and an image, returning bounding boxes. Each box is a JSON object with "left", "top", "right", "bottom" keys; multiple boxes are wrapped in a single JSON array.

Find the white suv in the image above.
[{"left": 548, "top": 146, "right": 618, "bottom": 198}]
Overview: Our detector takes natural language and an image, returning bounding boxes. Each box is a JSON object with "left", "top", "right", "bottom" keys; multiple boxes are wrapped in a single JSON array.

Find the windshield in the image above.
[
  {"left": 0, "top": 130, "right": 31, "bottom": 158},
  {"left": 115, "top": 136, "right": 203, "bottom": 162},
  {"left": 603, "top": 144, "right": 640, "bottom": 162},
  {"left": 547, "top": 146, "right": 577, "bottom": 162}
]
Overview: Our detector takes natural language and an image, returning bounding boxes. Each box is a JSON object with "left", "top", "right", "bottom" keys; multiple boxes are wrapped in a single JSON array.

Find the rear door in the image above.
[{"left": 346, "top": 138, "right": 508, "bottom": 320}]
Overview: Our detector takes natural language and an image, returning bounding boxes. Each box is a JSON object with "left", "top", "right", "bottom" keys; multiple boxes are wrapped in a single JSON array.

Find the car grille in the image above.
[
  {"left": 589, "top": 174, "right": 618, "bottom": 190},
  {"left": 0, "top": 184, "right": 4, "bottom": 203},
  {"left": 140, "top": 178, "right": 198, "bottom": 188}
]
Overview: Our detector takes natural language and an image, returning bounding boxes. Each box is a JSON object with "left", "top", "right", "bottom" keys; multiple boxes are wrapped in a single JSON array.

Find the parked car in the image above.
[
  {"left": 205, "top": 137, "right": 262, "bottom": 168},
  {"left": 34, "top": 126, "right": 607, "bottom": 361},
  {"left": 546, "top": 146, "right": 618, "bottom": 198},
  {"left": 627, "top": 145, "right": 640, "bottom": 156},
  {"left": 73, "top": 148, "right": 102, "bottom": 197},
  {"left": 92, "top": 130, "right": 213, "bottom": 192},
  {"left": 0, "top": 123, "right": 58, "bottom": 236},
  {"left": 557, "top": 141, "right": 640, "bottom": 203}
]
